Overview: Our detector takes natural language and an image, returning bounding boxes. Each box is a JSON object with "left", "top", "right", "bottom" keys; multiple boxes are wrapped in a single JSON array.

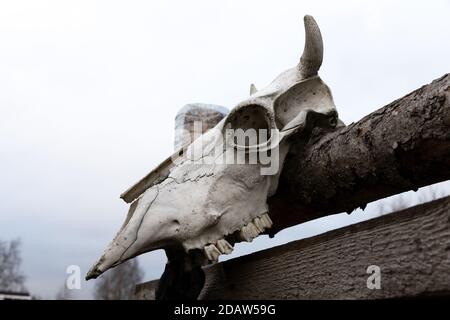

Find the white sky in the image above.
[{"left": 0, "top": 0, "right": 449, "bottom": 299}]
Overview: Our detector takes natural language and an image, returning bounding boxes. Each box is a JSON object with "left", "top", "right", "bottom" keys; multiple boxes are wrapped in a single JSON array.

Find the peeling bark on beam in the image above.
[
  {"left": 134, "top": 195, "right": 450, "bottom": 299},
  {"left": 268, "top": 74, "right": 450, "bottom": 235}
]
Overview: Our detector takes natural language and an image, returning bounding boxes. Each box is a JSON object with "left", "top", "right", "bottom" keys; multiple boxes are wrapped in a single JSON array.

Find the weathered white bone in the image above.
[
  {"left": 86, "top": 15, "right": 341, "bottom": 280},
  {"left": 239, "top": 225, "right": 252, "bottom": 242},
  {"left": 247, "top": 222, "right": 261, "bottom": 238},
  {"left": 240, "top": 225, "right": 256, "bottom": 242},
  {"left": 204, "top": 244, "right": 221, "bottom": 262},
  {"left": 253, "top": 217, "right": 266, "bottom": 233},
  {"left": 239, "top": 221, "right": 262, "bottom": 242},
  {"left": 216, "top": 239, "right": 233, "bottom": 255},
  {"left": 261, "top": 213, "right": 273, "bottom": 228}
]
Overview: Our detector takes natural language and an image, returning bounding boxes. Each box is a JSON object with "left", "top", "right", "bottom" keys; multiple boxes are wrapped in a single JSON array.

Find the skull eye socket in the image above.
[
  {"left": 274, "top": 77, "right": 335, "bottom": 130},
  {"left": 224, "top": 104, "right": 274, "bottom": 148}
]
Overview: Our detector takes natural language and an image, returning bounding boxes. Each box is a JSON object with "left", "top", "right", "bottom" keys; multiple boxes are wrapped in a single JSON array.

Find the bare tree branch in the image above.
[
  {"left": 0, "top": 238, "right": 26, "bottom": 292},
  {"left": 269, "top": 74, "right": 450, "bottom": 234},
  {"left": 93, "top": 259, "right": 144, "bottom": 300},
  {"left": 55, "top": 282, "right": 74, "bottom": 300}
]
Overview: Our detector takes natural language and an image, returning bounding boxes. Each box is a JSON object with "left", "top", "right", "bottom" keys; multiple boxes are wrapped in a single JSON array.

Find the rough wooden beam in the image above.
[
  {"left": 135, "top": 195, "right": 450, "bottom": 299},
  {"left": 268, "top": 74, "right": 450, "bottom": 234}
]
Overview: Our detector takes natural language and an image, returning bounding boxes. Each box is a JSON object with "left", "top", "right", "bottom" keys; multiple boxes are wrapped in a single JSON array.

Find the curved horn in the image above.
[{"left": 299, "top": 15, "right": 323, "bottom": 78}]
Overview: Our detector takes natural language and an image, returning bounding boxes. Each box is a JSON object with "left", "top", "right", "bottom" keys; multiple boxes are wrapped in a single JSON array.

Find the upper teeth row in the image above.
[
  {"left": 239, "top": 213, "right": 272, "bottom": 242},
  {"left": 204, "top": 239, "right": 232, "bottom": 262},
  {"left": 203, "top": 213, "right": 273, "bottom": 262}
]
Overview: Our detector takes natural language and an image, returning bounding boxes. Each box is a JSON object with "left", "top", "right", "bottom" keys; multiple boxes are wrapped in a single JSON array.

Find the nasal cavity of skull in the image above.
[{"left": 227, "top": 105, "right": 271, "bottom": 147}]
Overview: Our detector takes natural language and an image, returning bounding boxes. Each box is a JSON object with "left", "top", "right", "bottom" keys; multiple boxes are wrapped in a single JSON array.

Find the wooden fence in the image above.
[{"left": 135, "top": 196, "right": 450, "bottom": 299}]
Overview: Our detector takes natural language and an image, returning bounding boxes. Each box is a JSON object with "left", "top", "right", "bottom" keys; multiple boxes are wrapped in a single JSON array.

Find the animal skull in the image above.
[{"left": 86, "top": 15, "right": 339, "bottom": 280}]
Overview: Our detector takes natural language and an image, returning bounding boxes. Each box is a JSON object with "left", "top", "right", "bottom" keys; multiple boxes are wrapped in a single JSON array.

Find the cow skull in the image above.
[{"left": 86, "top": 15, "right": 339, "bottom": 282}]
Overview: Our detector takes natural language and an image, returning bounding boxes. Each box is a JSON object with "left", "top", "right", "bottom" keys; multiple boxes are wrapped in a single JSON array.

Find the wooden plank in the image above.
[{"left": 134, "top": 195, "right": 450, "bottom": 299}]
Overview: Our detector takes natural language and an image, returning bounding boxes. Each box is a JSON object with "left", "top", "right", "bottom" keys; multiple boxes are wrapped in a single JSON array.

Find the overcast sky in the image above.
[{"left": 1, "top": 0, "right": 449, "bottom": 299}]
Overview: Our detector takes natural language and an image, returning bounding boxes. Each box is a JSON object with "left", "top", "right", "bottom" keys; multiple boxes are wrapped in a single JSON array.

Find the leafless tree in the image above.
[
  {"left": 55, "top": 283, "right": 74, "bottom": 300},
  {"left": 0, "top": 238, "right": 27, "bottom": 292},
  {"left": 93, "top": 259, "right": 144, "bottom": 300}
]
